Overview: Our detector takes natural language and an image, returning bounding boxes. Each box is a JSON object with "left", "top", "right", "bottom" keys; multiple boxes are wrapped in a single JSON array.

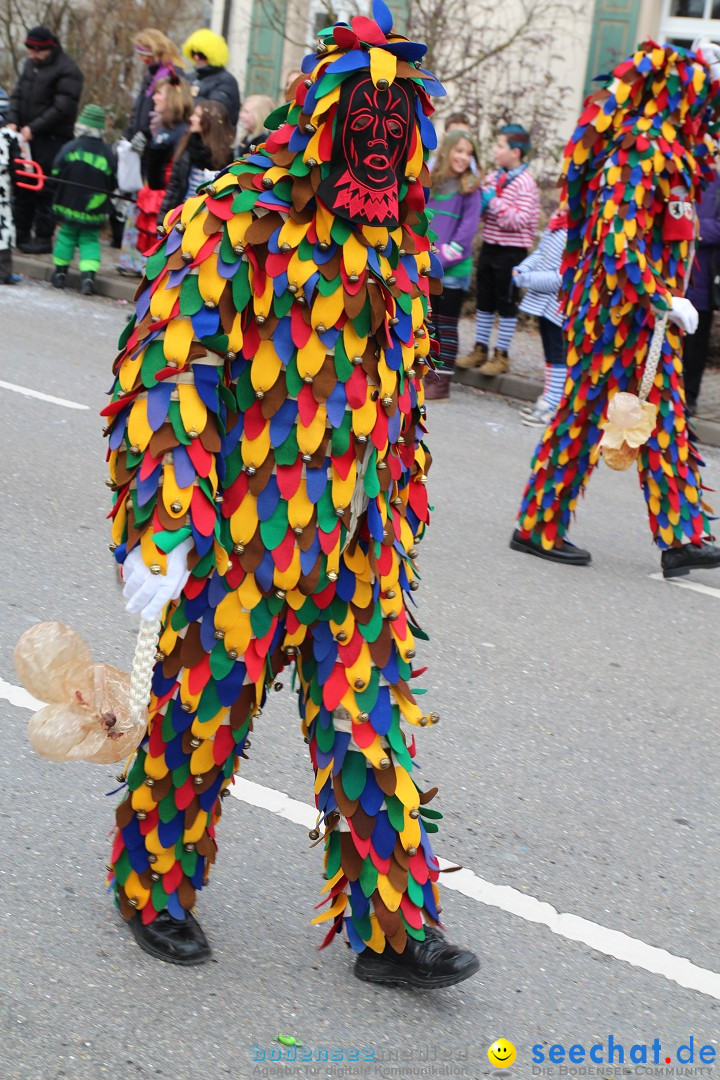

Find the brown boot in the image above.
[
  {"left": 455, "top": 342, "right": 489, "bottom": 369},
  {"left": 478, "top": 347, "right": 510, "bottom": 377}
]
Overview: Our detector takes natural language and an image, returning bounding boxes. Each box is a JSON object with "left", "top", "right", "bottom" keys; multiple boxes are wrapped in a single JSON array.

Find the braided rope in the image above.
[
  {"left": 638, "top": 313, "right": 669, "bottom": 402},
  {"left": 128, "top": 618, "right": 161, "bottom": 725}
]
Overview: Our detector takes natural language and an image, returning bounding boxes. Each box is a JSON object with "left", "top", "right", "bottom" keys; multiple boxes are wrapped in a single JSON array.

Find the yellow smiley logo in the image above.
[{"left": 488, "top": 1040, "right": 517, "bottom": 1068}]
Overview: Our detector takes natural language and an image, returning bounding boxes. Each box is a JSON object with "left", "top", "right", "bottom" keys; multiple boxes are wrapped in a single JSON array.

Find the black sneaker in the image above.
[
  {"left": 510, "top": 529, "right": 591, "bottom": 566},
  {"left": 354, "top": 927, "right": 480, "bottom": 989},
  {"left": 126, "top": 910, "right": 212, "bottom": 965},
  {"left": 51, "top": 267, "right": 67, "bottom": 289},
  {"left": 661, "top": 542, "right": 720, "bottom": 579},
  {"left": 81, "top": 271, "right": 96, "bottom": 295}
]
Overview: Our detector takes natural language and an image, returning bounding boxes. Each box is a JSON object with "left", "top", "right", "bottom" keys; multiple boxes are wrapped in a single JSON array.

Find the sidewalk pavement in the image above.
[
  {"left": 13, "top": 248, "right": 720, "bottom": 448},
  {"left": 453, "top": 316, "right": 720, "bottom": 449}
]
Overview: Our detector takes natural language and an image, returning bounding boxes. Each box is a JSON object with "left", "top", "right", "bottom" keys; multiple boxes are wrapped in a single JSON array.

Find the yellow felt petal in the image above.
[
  {"left": 182, "top": 211, "right": 210, "bottom": 256},
  {"left": 377, "top": 874, "right": 403, "bottom": 912},
  {"left": 118, "top": 351, "right": 144, "bottom": 392},
  {"left": 124, "top": 871, "right": 150, "bottom": 907},
  {"left": 141, "top": 530, "right": 166, "bottom": 573},
  {"left": 242, "top": 425, "right": 271, "bottom": 467},
  {"left": 311, "top": 288, "right": 345, "bottom": 330},
  {"left": 287, "top": 250, "right": 320, "bottom": 289},
  {"left": 198, "top": 257, "right": 226, "bottom": 306},
  {"left": 364, "top": 913, "right": 387, "bottom": 953},
  {"left": 297, "top": 332, "right": 328, "bottom": 378},
  {"left": 190, "top": 740, "right": 216, "bottom": 775},
  {"left": 297, "top": 405, "right": 328, "bottom": 454},
  {"left": 178, "top": 384, "right": 208, "bottom": 435},
  {"left": 127, "top": 398, "right": 152, "bottom": 451},
  {"left": 230, "top": 491, "right": 258, "bottom": 541},
  {"left": 163, "top": 318, "right": 195, "bottom": 365},
  {"left": 310, "top": 893, "right": 348, "bottom": 924},
  {"left": 162, "top": 463, "right": 193, "bottom": 516},
  {"left": 342, "top": 233, "right": 368, "bottom": 278},
  {"left": 226, "top": 210, "right": 253, "bottom": 248},
  {"left": 288, "top": 485, "right": 314, "bottom": 529},
  {"left": 274, "top": 548, "right": 301, "bottom": 590},
  {"left": 183, "top": 809, "right": 209, "bottom": 843},
  {"left": 278, "top": 217, "right": 311, "bottom": 249},
  {"left": 250, "top": 342, "right": 282, "bottom": 395},
  {"left": 352, "top": 396, "right": 376, "bottom": 436},
  {"left": 237, "top": 574, "right": 262, "bottom": 609},
  {"left": 369, "top": 46, "right": 397, "bottom": 86}
]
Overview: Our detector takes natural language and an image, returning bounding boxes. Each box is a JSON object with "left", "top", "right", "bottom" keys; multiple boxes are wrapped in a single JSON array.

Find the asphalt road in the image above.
[{"left": 1, "top": 279, "right": 719, "bottom": 1080}]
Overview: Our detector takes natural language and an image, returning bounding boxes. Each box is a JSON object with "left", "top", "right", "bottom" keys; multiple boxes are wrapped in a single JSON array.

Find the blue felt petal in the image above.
[
  {"left": 191, "top": 306, "right": 220, "bottom": 338},
  {"left": 217, "top": 661, "right": 248, "bottom": 706},
  {"left": 326, "top": 52, "right": 371, "bottom": 75},
  {"left": 257, "top": 475, "right": 281, "bottom": 521},
  {"left": 372, "top": 0, "right": 393, "bottom": 33},
  {"left": 371, "top": 811, "right": 397, "bottom": 860},
  {"left": 306, "top": 465, "right": 329, "bottom": 504},
  {"left": 158, "top": 813, "right": 184, "bottom": 849},
  {"left": 326, "top": 380, "right": 348, "bottom": 428},
  {"left": 272, "top": 317, "right": 296, "bottom": 364},
  {"left": 173, "top": 445, "right": 195, "bottom": 488},
  {"left": 146, "top": 382, "right": 173, "bottom": 431},
  {"left": 136, "top": 464, "right": 161, "bottom": 508},
  {"left": 167, "top": 891, "right": 187, "bottom": 920}
]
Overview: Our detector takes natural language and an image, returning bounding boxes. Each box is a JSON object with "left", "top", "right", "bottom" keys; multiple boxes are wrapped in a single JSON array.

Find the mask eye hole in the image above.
[
  {"left": 387, "top": 119, "right": 403, "bottom": 137},
  {"left": 352, "top": 113, "right": 373, "bottom": 132}
]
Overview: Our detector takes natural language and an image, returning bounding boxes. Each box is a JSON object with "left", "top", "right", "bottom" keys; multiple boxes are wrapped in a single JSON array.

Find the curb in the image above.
[
  {"left": 453, "top": 365, "right": 720, "bottom": 450},
  {"left": 13, "top": 252, "right": 720, "bottom": 450},
  {"left": 13, "top": 252, "right": 138, "bottom": 302}
]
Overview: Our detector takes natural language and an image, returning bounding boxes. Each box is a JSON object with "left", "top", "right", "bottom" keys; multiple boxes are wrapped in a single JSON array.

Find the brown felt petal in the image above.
[
  {"left": 387, "top": 858, "right": 408, "bottom": 895},
  {"left": 297, "top": 508, "right": 319, "bottom": 550},
  {"left": 375, "top": 763, "right": 398, "bottom": 798},
  {"left": 340, "top": 831, "right": 364, "bottom": 882},
  {"left": 178, "top": 876, "right": 197, "bottom": 910},
  {"left": 115, "top": 795, "right": 136, "bottom": 829},
  {"left": 150, "top": 773, "right": 173, "bottom": 803},
  {"left": 247, "top": 452, "right": 276, "bottom": 495},
  {"left": 245, "top": 213, "right": 280, "bottom": 246},
  {"left": 257, "top": 312, "right": 280, "bottom": 341},
  {"left": 292, "top": 176, "right": 315, "bottom": 213},
  {"left": 393, "top": 838, "right": 409, "bottom": 869},
  {"left": 149, "top": 423, "right": 180, "bottom": 457},
  {"left": 369, "top": 620, "right": 393, "bottom": 669},
  {"left": 218, "top": 281, "right": 236, "bottom": 333},
  {"left": 260, "top": 373, "right": 289, "bottom": 418},
  {"left": 386, "top": 925, "right": 408, "bottom": 955},
  {"left": 238, "top": 528, "right": 266, "bottom": 572},
  {"left": 202, "top": 212, "right": 223, "bottom": 236},
  {"left": 230, "top": 687, "right": 257, "bottom": 729},
  {"left": 349, "top": 805, "right": 376, "bottom": 840},
  {"left": 419, "top": 785, "right": 439, "bottom": 806},
  {"left": 372, "top": 892, "right": 401, "bottom": 938},
  {"left": 311, "top": 356, "right": 337, "bottom": 403},
  {"left": 180, "top": 623, "right": 206, "bottom": 669},
  {"left": 319, "top": 249, "right": 342, "bottom": 280},
  {"left": 333, "top": 774, "right": 359, "bottom": 819},
  {"left": 196, "top": 830, "right": 216, "bottom": 858},
  {"left": 117, "top": 888, "right": 135, "bottom": 921},
  {"left": 199, "top": 422, "right": 221, "bottom": 453},
  {"left": 297, "top": 559, "right": 322, "bottom": 596},
  {"left": 344, "top": 285, "right": 367, "bottom": 321}
]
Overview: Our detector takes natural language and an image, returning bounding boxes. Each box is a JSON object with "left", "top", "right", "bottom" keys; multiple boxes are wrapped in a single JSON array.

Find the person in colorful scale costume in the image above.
[
  {"left": 510, "top": 40, "right": 720, "bottom": 578},
  {"left": 104, "top": 0, "right": 480, "bottom": 988}
]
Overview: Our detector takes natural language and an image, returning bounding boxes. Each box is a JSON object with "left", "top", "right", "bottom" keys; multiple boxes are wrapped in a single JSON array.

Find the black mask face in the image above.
[{"left": 318, "top": 72, "right": 414, "bottom": 227}]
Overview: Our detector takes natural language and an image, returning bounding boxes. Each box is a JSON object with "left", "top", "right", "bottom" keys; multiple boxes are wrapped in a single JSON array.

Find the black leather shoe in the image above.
[
  {"left": 126, "top": 910, "right": 212, "bottom": 965},
  {"left": 661, "top": 542, "right": 720, "bottom": 579},
  {"left": 354, "top": 927, "right": 480, "bottom": 989},
  {"left": 510, "top": 529, "right": 591, "bottom": 566},
  {"left": 18, "top": 238, "right": 53, "bottom": 254}
]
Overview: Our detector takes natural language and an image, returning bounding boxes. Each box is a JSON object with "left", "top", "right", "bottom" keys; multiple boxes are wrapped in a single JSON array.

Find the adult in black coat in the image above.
[
  {"left": 7, "top": 25, "right": 83, "bottom": 251},
  {"left": 181, "top": 29, "right": 240, "bottom": 127}
]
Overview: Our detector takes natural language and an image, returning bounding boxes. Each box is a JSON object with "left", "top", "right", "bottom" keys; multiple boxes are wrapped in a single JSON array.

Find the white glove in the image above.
[
  {"left": 667, "top": 296, "right": 699, "bottom": 335},
  {"left": 129, "top": 131, "right": 147, "bottom": 154},
  {"left": 122, "top": 538, "right": 193, "bottom": 620},
  {"left": 692, "top": 39, "right": 720, "bottom": 82}
]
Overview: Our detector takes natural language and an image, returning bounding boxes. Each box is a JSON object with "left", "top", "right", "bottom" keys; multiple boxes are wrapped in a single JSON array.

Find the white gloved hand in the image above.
[
  {"left": 122, "top": 538, "right": 193, "bottom": 620},
  {"left": 666, "top": 296, "right": 699, "bottom": 335},
  {"left": 692, "top": 39, "right": 720, "bottom": 82}
]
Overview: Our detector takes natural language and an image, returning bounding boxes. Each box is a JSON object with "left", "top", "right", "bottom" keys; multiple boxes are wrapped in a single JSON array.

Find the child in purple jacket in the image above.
[
  {"left": 683, "top": 168, "right": 720, "bottom": 412},
  {"left": 427, "top": 130, "right": 481, "bottom": 394}
]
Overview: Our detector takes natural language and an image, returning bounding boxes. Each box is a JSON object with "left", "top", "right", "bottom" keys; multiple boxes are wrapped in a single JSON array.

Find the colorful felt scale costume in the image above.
[
  {"left": 103, "top": 1, "right": 468, "bottom": 967},
  {"left": 515, "top": 42, "right": 720, "bottom": 554}
]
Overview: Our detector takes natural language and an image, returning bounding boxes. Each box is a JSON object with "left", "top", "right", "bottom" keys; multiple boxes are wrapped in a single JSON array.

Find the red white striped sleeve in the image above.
[{"left": 482, "top": 169, "right": 540, "bottom": 248}]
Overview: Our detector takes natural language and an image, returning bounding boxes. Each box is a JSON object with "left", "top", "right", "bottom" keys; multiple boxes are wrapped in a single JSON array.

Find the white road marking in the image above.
[
  {"left": 0, "top": 379, "right": 89, "bottom": 410},
  {"left": 2, "top": 676, "right": 719, "bottom": 1000},
  {"left": 649, "top": 571, "right": 720, "bottom": 599}
]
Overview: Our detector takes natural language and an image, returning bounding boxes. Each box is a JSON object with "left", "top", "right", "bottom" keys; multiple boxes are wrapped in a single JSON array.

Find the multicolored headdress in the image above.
[
  {"left": 564, "top": 41, "right": 720, "bottom": 213},
  {"left": 263, "top": 0, "right": 445, "bottom": 228}
]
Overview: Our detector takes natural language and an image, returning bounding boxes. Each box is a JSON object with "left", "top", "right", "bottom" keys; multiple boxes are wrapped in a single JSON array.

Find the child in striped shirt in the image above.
[
  {"left": 457, "top": 124, "right": 540, "bottom": 377},
  {"left": 513, "top": 204, "right": 568, "bottom": 427}
]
